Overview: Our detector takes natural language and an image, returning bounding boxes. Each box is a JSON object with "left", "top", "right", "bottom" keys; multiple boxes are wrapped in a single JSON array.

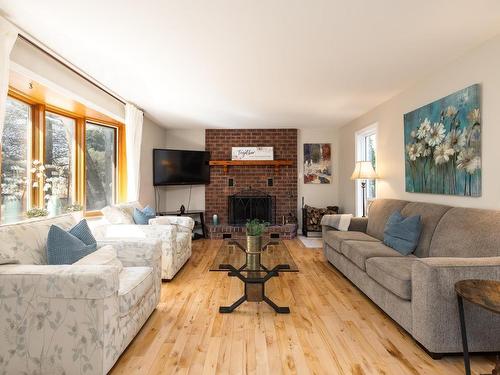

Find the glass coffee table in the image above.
[{"left": 210, "top": 239, "right": 298, "bottom": 314}]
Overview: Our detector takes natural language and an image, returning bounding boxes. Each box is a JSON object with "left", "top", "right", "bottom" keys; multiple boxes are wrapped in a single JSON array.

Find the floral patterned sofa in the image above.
[
  {"left": 94, "top": 201, "right": 194, "bottom": 280},
  {"left": 0, "top": 214, "right": 162, "bottom": 374}
]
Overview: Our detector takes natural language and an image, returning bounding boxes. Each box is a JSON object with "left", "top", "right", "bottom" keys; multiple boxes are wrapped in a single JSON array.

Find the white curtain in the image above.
[
  {"left": 125, "top": 103, "right": 144, "bottom": 202},
  {"left": 0, "top": 17, "right": 18, "bottom": 139}
]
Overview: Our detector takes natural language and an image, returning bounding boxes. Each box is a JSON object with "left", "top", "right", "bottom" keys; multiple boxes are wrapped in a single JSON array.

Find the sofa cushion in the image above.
[
  {"left": 383, "top": 211, "right": 422, "bottom": 255},
  {"left": 366, "top": 257, "right": 419, "bottom": 300},
  {"left": 0, "top": 214, "right": 75, "bottom": 265},
  {"left": 429, "top": 207, "right": 500, "bottom": 258},
  {"left": 118, "top": 266, "right": 153, "bottom": 316},
  {"left": 366, "top": 199, "right": 409, "bottom": 240},
  {"left": 101, "top": 206, "right": 135, "bottom": 224},
  {"left": 73, "top": 245, "right": 123, "bottom": 272},
  {"left": 341, "top": 240, "right": 404, "bottom": 271},
  {"left": 323, "top": 230, "right": 379, "bottom": 253},
  {"left": 133, "top": 206, "right": 156, "bottom": 225},
  {"left": 69, "top": 219, "right": 97, "bottom": 246},
  {"left": 114, "top": 201, "right": 142, "bottom": 218},
  {"left": 47, "top": 225, "right": 97, "bottom": 265},
  {"left": 400, "top": 202, "right": 451, "bottom": 258}
]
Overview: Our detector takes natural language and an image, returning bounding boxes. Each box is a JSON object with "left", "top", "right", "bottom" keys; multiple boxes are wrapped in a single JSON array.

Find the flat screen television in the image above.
[{"left": 153, "top": 149, "right": 210, "bottom": 186}]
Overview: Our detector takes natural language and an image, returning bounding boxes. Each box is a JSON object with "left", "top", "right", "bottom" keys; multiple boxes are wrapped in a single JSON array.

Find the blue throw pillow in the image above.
[
  {"left": 383, "top": 210, "right": 422, "bottom": 255},
  {"left": 133, "top": 206, "right": 156, "bottom": 225},
  {"left": 47, "top": 222, "right": 97, "bottom": 265},
  {"left": 142, "top": 205, "right": 155, "bottom": 216},
  {"left": 69, "top": 219, "right": 96, "bottom": 246}
]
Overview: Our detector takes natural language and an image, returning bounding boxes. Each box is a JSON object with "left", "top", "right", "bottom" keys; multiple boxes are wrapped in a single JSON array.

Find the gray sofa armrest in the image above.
[
  {"left": 321, "top": 217, "right": 368, "bottom": 236},
  {"left": 411, "top": 257, "right": 500, "bottom": 353},
  {"left": 348, "top": 217, "right": 368, "bottom": 232}
]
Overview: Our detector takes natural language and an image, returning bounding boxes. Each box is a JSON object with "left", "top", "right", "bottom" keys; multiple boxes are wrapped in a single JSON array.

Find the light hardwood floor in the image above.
[{"left": 110, "top": 239, "right": 495, "bottom": 375}]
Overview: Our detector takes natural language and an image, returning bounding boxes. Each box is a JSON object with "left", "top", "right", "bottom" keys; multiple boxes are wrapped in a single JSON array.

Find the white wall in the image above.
[
  {"left": 163, "top": 129, "right": 206, "bottom": 212},
  {"left": 297, "top": 127, "right": 339, "bottom": 226},
  {"left": 10, "top": 38, "right": 125, "bottom": 122},
  {"left": 338, "top": 34, "right": 500, "bottom": 214},
  {"left": 139, "top": 117, "right": 167, "bottom": 209}
]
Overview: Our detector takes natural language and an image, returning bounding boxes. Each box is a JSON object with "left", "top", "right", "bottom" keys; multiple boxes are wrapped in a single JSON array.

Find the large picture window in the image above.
[
  {"left": 45, "top": 112, "right": 76, "bottom": 208},
  {"left": 85, "top": 122, "right": 117, "bottom": 211},
  {"left": 1, "top": 97, "right": 31, "bottom": 224},
  {"left": 0, "top": 92, "right": 124, "bottom": 223}
]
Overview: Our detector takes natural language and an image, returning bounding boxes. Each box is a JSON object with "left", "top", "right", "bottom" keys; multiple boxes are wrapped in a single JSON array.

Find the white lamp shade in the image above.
[{"left": 351, "top": 161, "right": 378, "bottom": 180}]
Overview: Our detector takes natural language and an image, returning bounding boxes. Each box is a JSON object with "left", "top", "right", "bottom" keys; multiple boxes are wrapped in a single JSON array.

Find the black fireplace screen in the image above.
[{"left": 228, "top": 189, "right": 276, "bottom": 225}]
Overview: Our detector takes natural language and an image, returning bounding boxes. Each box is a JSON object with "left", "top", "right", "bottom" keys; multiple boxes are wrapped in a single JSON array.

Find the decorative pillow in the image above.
[
  {"left": 69, "top": 219, "right": 96, "bottom": 245},
  {"left": 47, "top": 221, "right": 98, "bottom": 265},
  {"left": 383, "top": 210, "right": 422, "bottom": 255},
  {"left": 133, "top": 206, "right": 156, "bottom": 225},
  {"left": 143, "top": 205, "right": 155, "bottom": 216},
  {"left": 101, "top": 206, "right": 134, "bottom": 224},
  {"left": 73, "top": 245, "right": 123, "bottom": 272}
]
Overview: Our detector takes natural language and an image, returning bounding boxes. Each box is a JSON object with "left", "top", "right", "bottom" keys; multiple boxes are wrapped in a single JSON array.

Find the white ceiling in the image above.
[{"left": 2, "top": 1, "right": 500, "bottom": 129}]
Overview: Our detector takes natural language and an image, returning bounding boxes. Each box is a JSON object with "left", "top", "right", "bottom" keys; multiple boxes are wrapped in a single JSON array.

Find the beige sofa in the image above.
[
  {"left": 322, "top": 199, "right": 500, "bottom": 357},
  {"left": 0, "top": 214, "right": 162, "bottom": 374},
  {"left": 95, "top": 201, "right": 194, "bottom": 280}
]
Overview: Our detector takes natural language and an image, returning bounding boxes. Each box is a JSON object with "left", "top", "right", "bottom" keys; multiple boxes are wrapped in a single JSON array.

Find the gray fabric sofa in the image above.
[{"left": 322, "top": 198, "right": 500, "bottom": 356}]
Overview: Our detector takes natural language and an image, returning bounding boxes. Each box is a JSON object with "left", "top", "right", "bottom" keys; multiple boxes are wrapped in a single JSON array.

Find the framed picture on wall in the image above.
[
  {"left": 404, "top": 84, "right": 481, "bottom": 196},
  {"left": 303, "top": 143, "right": 331, "bottom": 184}
]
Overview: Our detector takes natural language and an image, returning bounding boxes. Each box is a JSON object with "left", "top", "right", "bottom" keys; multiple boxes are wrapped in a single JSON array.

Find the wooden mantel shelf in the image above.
[{"left": 209, "top": 160, "right": 293, "bottom": 174}]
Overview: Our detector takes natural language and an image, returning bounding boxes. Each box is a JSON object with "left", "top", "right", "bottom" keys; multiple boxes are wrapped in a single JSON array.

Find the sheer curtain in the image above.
[
  {"left": 125, "top": 103, "right": 144, "bottom": 202},
  {"left": 0, "top": 17, "right": 18, "bottom": 138}
]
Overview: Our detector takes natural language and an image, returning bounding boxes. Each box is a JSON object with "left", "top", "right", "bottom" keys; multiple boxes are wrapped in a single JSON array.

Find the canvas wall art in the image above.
[
  {"left": 303, "top": 143, "right": 331, "bottom": 184},
  {"left": 404, "top": 84, "right": 481, "bottom": 196}
]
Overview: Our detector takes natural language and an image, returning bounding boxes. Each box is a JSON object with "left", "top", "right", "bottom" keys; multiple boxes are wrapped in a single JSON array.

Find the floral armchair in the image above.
[
  {"left": 0, "top": 214, "right": 162, "bottom": 375},
  {"left": 96, "top": 202, "right": 194, "bottom": 280}
]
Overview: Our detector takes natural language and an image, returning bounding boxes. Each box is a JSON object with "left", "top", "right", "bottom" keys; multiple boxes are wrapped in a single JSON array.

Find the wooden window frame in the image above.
[
  {"left": 4, "top": 88, "right": 126, "bottom": 220},
  {"left": 84, "top": 120, "right": 126, "bottom": 217}
]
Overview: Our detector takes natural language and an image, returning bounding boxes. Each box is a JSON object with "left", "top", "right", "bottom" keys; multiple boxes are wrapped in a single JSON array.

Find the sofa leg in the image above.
[
  {"left": 414, "top": 340, "right": 445, "bottom": 360},
  {"left": 427, "top": 352, "right": 444, "bottom": 360}
]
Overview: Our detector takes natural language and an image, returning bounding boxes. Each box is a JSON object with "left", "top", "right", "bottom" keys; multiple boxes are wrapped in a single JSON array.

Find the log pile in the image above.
[{"left": 304, "top": 205, "right": 339, "bottom": 232}]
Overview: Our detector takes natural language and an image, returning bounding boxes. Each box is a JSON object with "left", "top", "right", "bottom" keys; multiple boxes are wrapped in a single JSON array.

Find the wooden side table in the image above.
[{"left": 455, "top": 279, "right": 500, "bottom": 375}]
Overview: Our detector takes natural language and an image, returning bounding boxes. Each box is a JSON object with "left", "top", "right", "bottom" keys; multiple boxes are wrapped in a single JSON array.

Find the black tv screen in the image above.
[{"left": 153, "top": 149, "right": 210, "bottom": 186}]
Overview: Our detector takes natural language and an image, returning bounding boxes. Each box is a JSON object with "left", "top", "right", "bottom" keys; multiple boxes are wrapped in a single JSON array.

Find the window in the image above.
[
  {"left": 45, "top": 112, "right": 76, "bottom": 207},
  {"left": 355, "top": 124, "right": 377, "bottom": 217},
  {"left": 1, "top": 97, "right": 31, "bottom": 224},
  {"left": 85, "top": 122, "right": 117, "bottom": 211},
  {"left": 0, "top": 90, "right": 125, "bottom": 222}
]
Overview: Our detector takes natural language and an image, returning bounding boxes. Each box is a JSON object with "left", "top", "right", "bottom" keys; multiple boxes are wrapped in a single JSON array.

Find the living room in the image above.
[{"left": 0, "top": 1, "right": 499, "bottom": 374}]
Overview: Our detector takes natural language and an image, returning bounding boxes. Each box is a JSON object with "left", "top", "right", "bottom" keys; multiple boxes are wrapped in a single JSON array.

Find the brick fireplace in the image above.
[{"left": 205, "top": 129, "right": 298, "bottom": 239}]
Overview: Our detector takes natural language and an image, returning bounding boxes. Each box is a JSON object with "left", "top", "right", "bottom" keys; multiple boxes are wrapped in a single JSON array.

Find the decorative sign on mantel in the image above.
[{"left": 231, "top": 147, "right": 274, "bottom": 161}]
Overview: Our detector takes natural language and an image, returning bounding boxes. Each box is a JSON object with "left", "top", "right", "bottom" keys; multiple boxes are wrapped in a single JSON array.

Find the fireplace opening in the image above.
[{"left": 228, "top": 188, "right": 276, "bottom": 225}]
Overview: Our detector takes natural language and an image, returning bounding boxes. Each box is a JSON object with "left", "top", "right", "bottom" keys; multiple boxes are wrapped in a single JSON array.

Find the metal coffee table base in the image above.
[{"left": 218, "top": 263, "right": 290, "bottom": 314}]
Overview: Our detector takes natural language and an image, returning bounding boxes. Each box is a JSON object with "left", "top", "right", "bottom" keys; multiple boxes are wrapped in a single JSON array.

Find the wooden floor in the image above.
[{"left": 110, "top": 239, "right": 495, "bottom": 375}]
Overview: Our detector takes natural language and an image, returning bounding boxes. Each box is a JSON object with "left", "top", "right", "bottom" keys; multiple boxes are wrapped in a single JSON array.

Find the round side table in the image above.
[{"left": 455, "top": 279, "right": 500, "bottom": 375}]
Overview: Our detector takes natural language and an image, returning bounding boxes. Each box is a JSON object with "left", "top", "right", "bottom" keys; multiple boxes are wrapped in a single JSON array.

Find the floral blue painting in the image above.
[{"left": 404, "top": 84, "right": 481, "bottom": 196}]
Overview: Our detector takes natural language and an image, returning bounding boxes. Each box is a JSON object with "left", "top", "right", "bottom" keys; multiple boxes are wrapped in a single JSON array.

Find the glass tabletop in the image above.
[{"left": 210, "top": 239, "right": 299, "bottom": 272}]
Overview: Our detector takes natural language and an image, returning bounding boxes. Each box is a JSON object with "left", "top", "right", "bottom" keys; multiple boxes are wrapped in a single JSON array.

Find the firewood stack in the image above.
[{"left": 304, "top": 205, "right": 339, "bottom": 232}]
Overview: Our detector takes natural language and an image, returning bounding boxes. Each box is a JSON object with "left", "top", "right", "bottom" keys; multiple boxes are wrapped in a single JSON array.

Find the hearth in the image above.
[{"left": 228, "top": 188, "right": 276, "bottom": 225}]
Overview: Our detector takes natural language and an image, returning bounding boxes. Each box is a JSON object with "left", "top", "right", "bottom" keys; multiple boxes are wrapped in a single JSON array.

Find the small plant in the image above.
[
  {"left": 66, "top": 203, "right": 83, "bottom": 212},
  {"left": 246, "top": 219, "right": 268, "bottom": 237},
  {"left": 26, "top": 207, "right": 49, "bottom": 218}
]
